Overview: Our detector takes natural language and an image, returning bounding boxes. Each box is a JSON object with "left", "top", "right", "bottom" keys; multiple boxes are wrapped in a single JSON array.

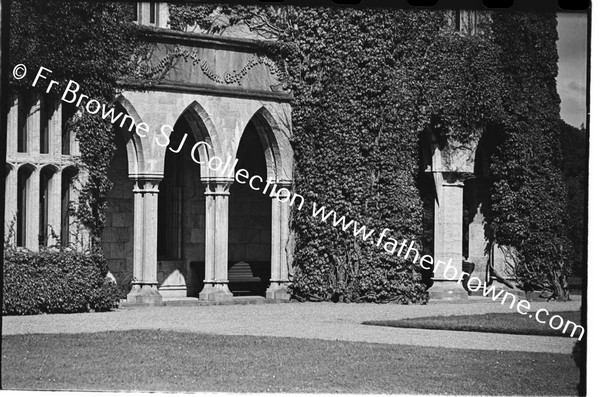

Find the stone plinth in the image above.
[
  {"left": 199, "top": 283, "right": 234, "bottom": 302},
  {"left": 266, "top": 284, "right": 290, "bottom": 300},
  {"left": 127, "top": 285, "right": 164, "bottom": 305}
]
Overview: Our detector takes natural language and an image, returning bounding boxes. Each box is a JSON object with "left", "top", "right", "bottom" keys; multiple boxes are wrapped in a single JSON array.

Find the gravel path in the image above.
[{"left": 2, "top": 299, "right": 581, "bottom": 354}]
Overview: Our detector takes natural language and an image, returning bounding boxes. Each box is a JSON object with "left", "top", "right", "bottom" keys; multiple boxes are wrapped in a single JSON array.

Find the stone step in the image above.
[{"left": 161, "top": 296, "right": 288, "bottom": 306}]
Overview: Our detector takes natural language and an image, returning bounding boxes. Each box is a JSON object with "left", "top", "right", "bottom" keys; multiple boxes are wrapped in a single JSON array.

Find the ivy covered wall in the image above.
[
  {"left": 282, "top": 9, "right": 433, "bottom": 303},
  {"left": 488, "top": 13, "right": 573, "bottom": 299}
]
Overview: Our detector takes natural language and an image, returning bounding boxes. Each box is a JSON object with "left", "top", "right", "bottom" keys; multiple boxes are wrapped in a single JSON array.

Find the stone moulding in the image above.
[
  {"left": 116, "top": 79, "right": 293, "bottom": 102},
  {"left": 141, "top": 27, "right": 267, "bottom": 53},
  {"left": 148, "top": 45, "right": 286, "bottom": 88}
]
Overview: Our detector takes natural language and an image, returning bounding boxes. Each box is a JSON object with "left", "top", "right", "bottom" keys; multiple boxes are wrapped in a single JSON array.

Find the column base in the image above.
[
  {"left": 428, "top": 280, "right": 469, "bottom": 300},
  {"left": 266, "top": 283, "right": 290, "bottom": 300},
  {"left": 126, "top": 285, "right": 164, "bottom": 305},
  {"left": 199, "top": 283, "right": 233, "bottom": 301}
]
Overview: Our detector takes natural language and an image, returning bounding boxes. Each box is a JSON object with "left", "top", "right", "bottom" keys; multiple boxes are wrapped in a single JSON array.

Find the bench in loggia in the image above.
[{"left": 190, "top": 261, "right": 269, "bottom": 295}]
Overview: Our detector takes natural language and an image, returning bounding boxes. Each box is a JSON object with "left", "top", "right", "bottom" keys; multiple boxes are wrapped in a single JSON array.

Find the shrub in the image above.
[
  {"left": 115, "top": 272, "right": 134, "bottom": 300},
  {"left": 90, "top": 280, "right": 121, "bottom": 312},
  {"left": 3, "top": 248, "right": 120, "bottom": 315}
]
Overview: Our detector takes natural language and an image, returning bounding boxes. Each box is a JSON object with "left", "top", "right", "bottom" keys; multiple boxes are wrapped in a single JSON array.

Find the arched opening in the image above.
[
  {"left": 61, "top": 102, "right": 77, "bottom": 155},
  {"left": 228, "top": 114, "right": 272, "bottom": 296},
  {"left": 40, "top": 95, "right": 55, "bottom": 154},
  {"left": 158, "top": 129, "right": 184, "bottom": 261},
  {"left": 17, "top": 92, "right": 32, "bottom": 153},
  {"left": 157, "top": 107, "right": 208, "bottom": 297},
  {"left": 61, "top": 166, "right": 79, "bottom": 246},
  {"left": 39, "top": 165, "right": 58, "bottom": 246},
  {"left": 17, "top": 164, "right": 35, "bottom": 247},
  {"left": 101, "top": 104, "right": 136, "bottom": 289}
]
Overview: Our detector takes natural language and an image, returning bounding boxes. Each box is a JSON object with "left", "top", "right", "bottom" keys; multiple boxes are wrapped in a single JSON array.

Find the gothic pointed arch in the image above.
[
  {"left": 239, "top": 106, "right": 293, "bottom": 182},
  {"left": 176, "top": 101, "right": 221, "bottom": 180},
  {"left": 113, "top": 94, "right": 147, "bottom": 176}
]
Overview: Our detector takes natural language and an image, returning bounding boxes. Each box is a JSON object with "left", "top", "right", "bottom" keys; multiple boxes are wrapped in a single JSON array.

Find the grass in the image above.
[
  {"left": 364, "top": 310, "right": 582, "bottom": 338},
  {"left": 2, "top": 330, "right": 579, "bottom": 395}
]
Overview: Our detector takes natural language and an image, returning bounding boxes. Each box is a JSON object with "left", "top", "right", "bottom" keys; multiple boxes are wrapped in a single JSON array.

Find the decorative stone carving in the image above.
[{"left": 148, "top": 45, "right": 287, "bottom": 90}]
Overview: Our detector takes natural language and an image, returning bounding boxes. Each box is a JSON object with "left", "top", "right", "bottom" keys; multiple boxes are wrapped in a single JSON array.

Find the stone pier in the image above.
[
  {"left": 127, "top": 179, "right": 163, "bottom": 305},
  {"left": 199, "top": 179, "right": 234, "bottom": 301}
]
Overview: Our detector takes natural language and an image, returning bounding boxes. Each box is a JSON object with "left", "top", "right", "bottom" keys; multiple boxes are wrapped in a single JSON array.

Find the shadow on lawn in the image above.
[{"left": 363, "top": 310, "right": 581, "bottom": 338}]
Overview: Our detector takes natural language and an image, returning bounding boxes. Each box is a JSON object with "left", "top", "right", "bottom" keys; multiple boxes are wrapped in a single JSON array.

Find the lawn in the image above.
[
  {"left": 364, "top": 310, "right": 582, "bottom": 338},
  {"left": 2, "top": 330, "right": 579, "bottom": 395}
]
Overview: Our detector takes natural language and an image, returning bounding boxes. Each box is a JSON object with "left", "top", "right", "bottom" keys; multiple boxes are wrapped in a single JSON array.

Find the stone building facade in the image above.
[
  {"left": 4, "top": 2, "right": 516, "bottom": 304},
  {"left": 4, "top": 92, "right": 87, "bottom": 251}
]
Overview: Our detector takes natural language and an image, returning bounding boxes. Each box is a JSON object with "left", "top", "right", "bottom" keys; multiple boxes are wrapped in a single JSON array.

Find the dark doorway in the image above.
[{"left": 228, "top": 118, "right": 272, "bottom": 296}]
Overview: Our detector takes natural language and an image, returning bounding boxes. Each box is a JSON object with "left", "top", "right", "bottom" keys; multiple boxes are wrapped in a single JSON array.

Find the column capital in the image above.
[
  {"left": 439, "top": 171, "right": 474, "bottom": 186},
  {"left": 132, "top": 178, "right": 161, "bottom": 194},
  {"left": 275, "top": 180, "right": 293, "bottom": 188},
  {"left": 203, "top": 178, "right": 234, "bottom": 196}
]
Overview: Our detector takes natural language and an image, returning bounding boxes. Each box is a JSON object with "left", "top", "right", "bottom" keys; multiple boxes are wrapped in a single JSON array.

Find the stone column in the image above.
[
  {"left": 28, "top": 93, "right": 40, "bottom": 155},
  {"left": 266, "top": 182, "right": 291, "bottom": 300},
  {"left": 4, "top": 96, "right": 18, "bottom": 243},
  {"left": 127, "top": 179, "right": 163, "bottom": 305},
  {"left": 131, "top": 181, "right": 144, "bottom": 286},
  {"left": 4, "top": 166, "right": 17, "bottom": 241},
  {"left": 25, "top": 167, "right": 40, "bottom": 251},
  {"left": 199, "top": 179, "right": 233, "bottom": 301},
  {"left": 50, "top": 97, "right": 61, "bottom": 157},
  {"left": 7, "top": 95, "right": 17, "bottom": 157},
  {"left": 429, "top": 172, "right": 468, "bottom": 300},
  {"left": 47, "top": 170, "right": 62, "bottom": 246}
]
